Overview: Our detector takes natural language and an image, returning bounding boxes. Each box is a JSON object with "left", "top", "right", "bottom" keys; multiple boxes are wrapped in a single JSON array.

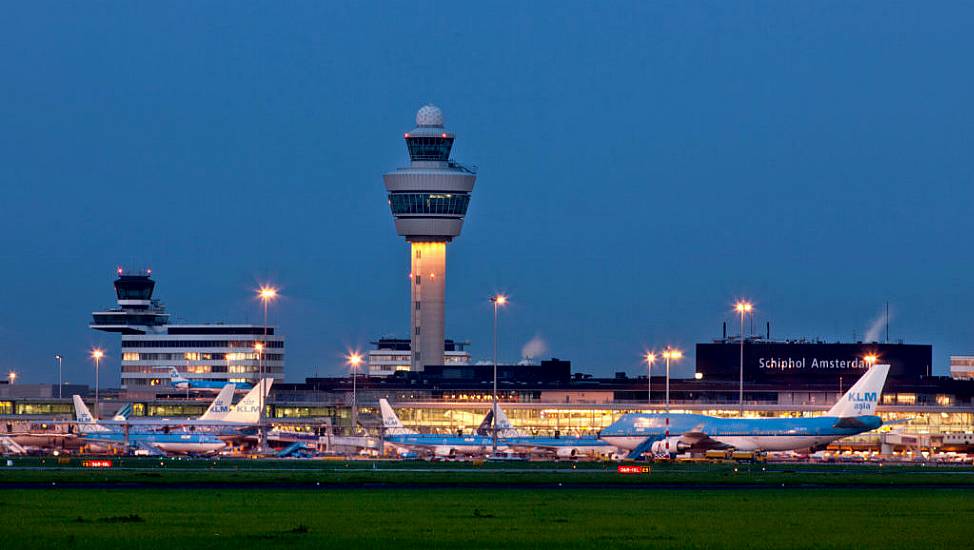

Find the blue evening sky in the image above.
[{"left": 1, "top": 3, "right": 972, "bottom": 384}]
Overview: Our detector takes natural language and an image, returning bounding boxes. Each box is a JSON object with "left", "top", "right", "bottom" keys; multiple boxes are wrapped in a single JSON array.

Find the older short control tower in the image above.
[{"left": 384, "top": 105, "right": 477, "bottom": 371}]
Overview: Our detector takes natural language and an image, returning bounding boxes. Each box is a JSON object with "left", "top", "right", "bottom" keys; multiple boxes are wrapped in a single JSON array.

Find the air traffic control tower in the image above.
[{"left": 384, "top": 105, "right": 477, "bottom": 371}]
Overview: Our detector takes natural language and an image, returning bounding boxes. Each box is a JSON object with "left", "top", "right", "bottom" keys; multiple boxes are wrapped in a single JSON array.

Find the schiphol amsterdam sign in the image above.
[{"left": 758, "top": 357, "right": 869, "bottom": 370}]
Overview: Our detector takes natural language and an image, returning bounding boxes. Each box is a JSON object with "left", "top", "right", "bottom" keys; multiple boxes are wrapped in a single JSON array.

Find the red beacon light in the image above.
[{"left": 404, "top": 133, "right": 410, "bottom": 138}]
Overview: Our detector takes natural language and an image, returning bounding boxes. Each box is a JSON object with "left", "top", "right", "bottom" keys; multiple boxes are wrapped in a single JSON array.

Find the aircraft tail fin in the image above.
[
  {"left": 72, "top": 395, "right": 111, "bottom": 433},
  {"left": 223, "top": 379, "right": 273, "bottom": 423},
  {"left": 379, "top": 398, "right": 415, "bottom": 435},
  {"left": 476, "top": 410, "right": 493, "bottom": 436},
  {"left": 112, "top": 404, "right": 133, "bottom": 422},
  {"left": 494, "top": 405, "right": 522, "bottom": 438},
  {"left": 199, "top": 384, "right": 236, "bottom": 422},
  {"left": 169, "top": 367, "right": 188, "bottom": 385},
  {"left": 827, "top": 364, "right": 890, "bottom": 418}
]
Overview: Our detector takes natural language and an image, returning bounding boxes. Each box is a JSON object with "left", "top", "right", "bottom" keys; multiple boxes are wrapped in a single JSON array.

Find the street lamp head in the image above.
[
  {"left": 8, "top": 371, "right": 16, "bottom": 383},
  {"left": 258, "top": 286, "right": 278, "bottom": 302},
  {"left": 90, "top": 348, "right": 104, "bottom": 361},
  {"left": 864, "top": 353, "right": 878, "bottom": 366},
  {"left": 254, "top": 342, "right": 265, "bottom": 352},
  {"left": 491, "top": 294, "right": 508, "bottom": 306},
  {"left": 644, "top": 352, "right": 656, "bottom": 365},
  {"left": 347, "top": 352, "right": 363, "bottom": 369},
  {"left": 694, "top": 372, "right": 703, "bottom": 380},
  {"left": 55, "top": 354, "right": 63, "bottom": 360},
  {"left": 735, "top": 301, "right": 753, "bottom": 313},
  {"left": 663, "top": 348, "right": 683, "bottom": 360}
]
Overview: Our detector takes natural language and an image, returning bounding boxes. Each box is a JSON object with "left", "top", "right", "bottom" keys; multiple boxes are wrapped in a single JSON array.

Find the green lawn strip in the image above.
[{"left": 0, "top": 488, "right": 971, "bottom": 549}]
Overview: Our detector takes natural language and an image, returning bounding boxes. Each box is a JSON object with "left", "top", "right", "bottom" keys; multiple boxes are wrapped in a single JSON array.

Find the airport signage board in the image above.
[
  {"left": 617, "top": 465, "right": 651, "bottom": 474},
  {"left": 81, "top": 459, "right": 113, "bottom": 468},
  {"left": 695, "top": 342, "right": 931, "bottom": 384}
]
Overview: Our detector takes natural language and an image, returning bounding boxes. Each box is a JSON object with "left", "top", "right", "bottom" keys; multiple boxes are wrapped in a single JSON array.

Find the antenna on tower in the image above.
[{"left": 885, "top": 301, "right": 890, "bottom": 343}]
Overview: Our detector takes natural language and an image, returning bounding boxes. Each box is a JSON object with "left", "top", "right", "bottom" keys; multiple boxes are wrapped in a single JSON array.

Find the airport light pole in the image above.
[
  {"left": 347, "top": 352, "right": 363, "bottom": 436},
  {"left": 257, "top": 286, "right": 277, "bottom": 453},
  {"left": 254, "top": 341, "right": 265, "bottom": 449},
  {"left": 55, "top": 354, "right": 63, "bottom": 398},
  {"left": 735, "top": 301, "right": 753, "bottom": 415},
  {"left": 490, "top": 294, "right": 507, "bottom": 456},
  {"left": 661, "top": 347, "right": 682, "bottom": 455},
  {"left": 644, "top": 352, "right": 656, "bottom": 406},
  {"left": 90, "top": 348, "right": 104, "bottom": 416},
  {"left": 661, "top": 348, "right": 682, "bottom": 412}
]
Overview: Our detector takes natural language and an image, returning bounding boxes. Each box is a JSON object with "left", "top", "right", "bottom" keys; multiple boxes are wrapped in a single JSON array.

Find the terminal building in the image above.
[
  {"left": 259, "top": 340, "right": 974, "bottom": 451},
  {"left": 90, "top": 269, "right": 285, "bottom": 390},
  {"left": 367, "top": 338, "right": 470, "bottom": 376}
]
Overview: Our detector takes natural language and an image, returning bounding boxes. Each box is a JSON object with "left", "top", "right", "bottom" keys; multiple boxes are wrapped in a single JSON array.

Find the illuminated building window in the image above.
[
  {"left": 895, "top": 393, "right": 917, "bottom": 405},
  {"left": 187, "top": 365, "right": 211, "bottom": 374},
  {"left": 936, "top": 394, "right": 953, "bottom": 406},
  {"left": 122, "top": 352, "right": 140, "bottom": 361},
  {"left": 184, "top": 352, "right": 200, "bottom": 361}
]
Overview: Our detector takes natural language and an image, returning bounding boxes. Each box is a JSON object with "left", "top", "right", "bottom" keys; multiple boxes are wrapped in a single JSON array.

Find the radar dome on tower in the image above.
[{"left": 416, "top": 104, "right": 444, "bottom": 127}]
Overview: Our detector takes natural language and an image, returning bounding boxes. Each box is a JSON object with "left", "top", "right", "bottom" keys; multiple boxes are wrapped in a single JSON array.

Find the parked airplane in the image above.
[
  {"left": 379, "top": 398, "right": 507, "bottom": 458},
  {"left": 72, "top": 396, "right": 225, "bottom": 455},
  {"left": 485, "top": 407, "right": 618, "bottom": 459},
  {"left": 600, "top": 364, "right": 891, "bottom": 458},
  {"left": 106, "top": 380, "right": 273, "bottom": 428},
  {"left": 169, "top": 368, "right": 253, "bottom": 393}
]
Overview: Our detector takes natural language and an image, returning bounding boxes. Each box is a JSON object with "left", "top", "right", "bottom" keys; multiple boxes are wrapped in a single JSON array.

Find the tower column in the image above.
[{"left": 410, "top": 242, "right": 446, "bottom": 371}]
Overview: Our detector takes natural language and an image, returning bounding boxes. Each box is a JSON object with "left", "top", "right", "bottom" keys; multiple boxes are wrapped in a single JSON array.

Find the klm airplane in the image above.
[
  {"left": 600, "top": 364, "right": 890, "bottom": 458},
  {"left": 72, "top": 396, "right": 226, "bottom": 455},
  {"left": 169, "top": 368, "right": 253, "bottom": 393},
  {"left": 97, "top": 380, "right": 273, "bottom": 432},
  {"left": 379, "top": 399, "right": 508, "bottom": 458}
]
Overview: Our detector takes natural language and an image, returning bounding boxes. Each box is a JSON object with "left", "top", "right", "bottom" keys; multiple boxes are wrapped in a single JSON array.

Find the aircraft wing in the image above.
[{"left": 676, "top": 428, "right": 732, "bottom": 451}]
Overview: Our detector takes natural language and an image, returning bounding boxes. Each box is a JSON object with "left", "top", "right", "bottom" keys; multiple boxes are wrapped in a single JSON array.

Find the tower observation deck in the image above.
[{"left": 384, "top": 105, "right": 477, "bottom": 371}]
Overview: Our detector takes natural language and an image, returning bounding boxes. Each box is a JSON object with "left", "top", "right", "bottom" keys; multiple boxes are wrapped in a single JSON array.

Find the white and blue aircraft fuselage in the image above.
[
  {"left": 379, "top": 399, "right": 508, "bottom": 458},
  {"left": 72, "top": 396, "right": 226, "bottom": 455},
  {"left": 169, "top": 368, "right": 253, "bottom": 393},
  {"left": 600, "top": 364, "right": 890, "bottom": 457}
]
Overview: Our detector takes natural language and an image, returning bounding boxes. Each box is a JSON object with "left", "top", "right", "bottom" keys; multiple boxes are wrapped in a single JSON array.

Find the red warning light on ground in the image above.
[
  {"left": 617, "top": 465, "right": 651, "bottom": 474},
  {"left": 82, "top": 459, "right": 113, "bottom": 468}
]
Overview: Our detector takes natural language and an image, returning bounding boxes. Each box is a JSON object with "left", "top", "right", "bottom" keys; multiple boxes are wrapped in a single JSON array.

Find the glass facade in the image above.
[
  {"left": 389, "top": 193, "right": 470, "bottom": 216},
  {"left": 405, "top": 136, "right": 453, "bottom": 161}
]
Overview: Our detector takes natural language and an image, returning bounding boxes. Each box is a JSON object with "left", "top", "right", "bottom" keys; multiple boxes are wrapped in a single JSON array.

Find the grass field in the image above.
[
  {"left": 1, "top": 487, "right": 972, "bottom": 549},
  {"left": 2, "top": 459, "right": 972, "bottom": 548}
]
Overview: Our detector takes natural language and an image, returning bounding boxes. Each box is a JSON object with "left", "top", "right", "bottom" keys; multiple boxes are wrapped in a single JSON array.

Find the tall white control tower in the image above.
[{"left": 384, "top": 105, "right": 477, "bottom": 371}]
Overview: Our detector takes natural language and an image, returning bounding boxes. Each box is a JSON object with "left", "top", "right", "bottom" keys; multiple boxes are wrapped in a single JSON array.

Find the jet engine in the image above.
[{"left": 650, "top": 437, "right": 689, "bottom": 455}]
